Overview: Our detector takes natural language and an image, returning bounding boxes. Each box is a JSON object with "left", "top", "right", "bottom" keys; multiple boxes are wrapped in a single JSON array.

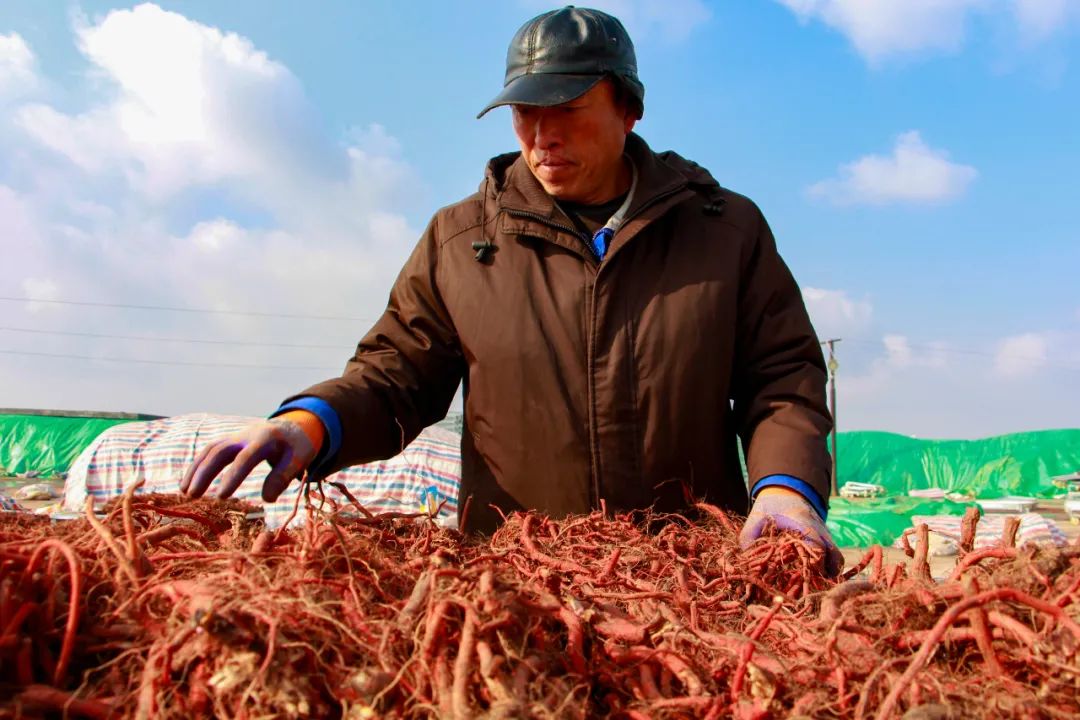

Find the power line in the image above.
[
  {"left": 3, "top": 297, "right": 1076, "bottom": 370},
  {"left": 0, "top": 349, "right": 339, "bottom": 371},
  {"left": 844, "top": 338, "right": 997, "bottom": 360},
  {"left": 842, "top": 337, "right": 1080, "bottom": 371},
  {"left": 0, "top": 326, "right": 350, "bottom": 350},
  {"left": 0, "top": 296, "right": 372, "bottom": 322}
]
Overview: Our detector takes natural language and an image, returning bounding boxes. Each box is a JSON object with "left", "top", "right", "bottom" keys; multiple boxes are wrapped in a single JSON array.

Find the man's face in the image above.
[{"left": 512, "top": 79, "right": 637, "bottom": 204}]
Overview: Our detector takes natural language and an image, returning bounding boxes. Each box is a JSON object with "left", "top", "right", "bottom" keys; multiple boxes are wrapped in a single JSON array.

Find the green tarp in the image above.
[
  {"left": 826, "top": 429, "right": 1080, "bottom": 546},
  {"left": 0, "top": 413, "right": 143, "bottom": 477},
  {"left": 836, "top": 429, "right": 1080, "bottom": 499},
  {"left": 826, "top": 496, "right": 976, "bottom": 548}
]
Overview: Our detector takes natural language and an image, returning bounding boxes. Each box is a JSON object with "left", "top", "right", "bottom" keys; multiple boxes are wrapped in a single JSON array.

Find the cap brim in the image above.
[{"left": 476, "top": 74, "right": 604, "bottom": 119}]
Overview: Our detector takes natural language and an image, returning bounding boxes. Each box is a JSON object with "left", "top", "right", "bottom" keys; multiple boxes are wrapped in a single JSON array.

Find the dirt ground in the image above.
[
  {"left": 0, "top": 476, "right": 65, "bottom": 510},
  {"left": 5, "top": 476, "right": 1077, "bottom": 580}
]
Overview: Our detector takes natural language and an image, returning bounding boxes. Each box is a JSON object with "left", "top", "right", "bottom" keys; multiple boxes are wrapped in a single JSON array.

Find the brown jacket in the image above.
[{"left": 293, "top": 134, "right": 832, "bottom": 533}]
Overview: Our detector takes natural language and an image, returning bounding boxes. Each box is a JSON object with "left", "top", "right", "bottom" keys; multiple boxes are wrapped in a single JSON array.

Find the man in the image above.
[{"left": 182, "top": 7, "right": 843, "bottom": 573}]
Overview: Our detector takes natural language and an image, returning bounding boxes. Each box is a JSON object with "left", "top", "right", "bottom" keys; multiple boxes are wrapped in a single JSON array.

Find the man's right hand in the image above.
[
  {"left": 739, "top": 487, "right": 844, "bottom": 577},
  {"left": 180, "top": 417, "right": 319, "bottom": 502}
]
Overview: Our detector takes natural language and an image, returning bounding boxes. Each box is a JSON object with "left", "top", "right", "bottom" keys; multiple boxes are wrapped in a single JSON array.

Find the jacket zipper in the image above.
[
  {"left": 503, "top": 207, "right": 603, "bottom": 507},
  {"left": 502, "top": 185, "right": 688, "bottom": 511},
  {"left": 503, "top": 209, "right": 599, "bottom": 261}
]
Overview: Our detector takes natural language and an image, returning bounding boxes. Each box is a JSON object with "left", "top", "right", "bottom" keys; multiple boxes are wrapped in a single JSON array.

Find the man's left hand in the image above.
[{"left": 739, "top": 487, "right": 844, "bottom": 576}]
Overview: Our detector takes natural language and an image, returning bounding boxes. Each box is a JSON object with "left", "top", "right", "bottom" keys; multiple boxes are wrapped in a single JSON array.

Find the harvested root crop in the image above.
[{"left": 0, "top": 488, "right": 1077, "bottom": 719}]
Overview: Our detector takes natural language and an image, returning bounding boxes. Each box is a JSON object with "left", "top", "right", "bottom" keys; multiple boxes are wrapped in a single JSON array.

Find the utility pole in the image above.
[{"left": 822, "top": 338, "right": 841, "bottom": 496}]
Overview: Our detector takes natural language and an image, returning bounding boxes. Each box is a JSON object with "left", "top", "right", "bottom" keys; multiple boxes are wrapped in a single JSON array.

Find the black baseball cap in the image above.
[{"left": 477, "top": 6, "right": 645, "bottom": 119}]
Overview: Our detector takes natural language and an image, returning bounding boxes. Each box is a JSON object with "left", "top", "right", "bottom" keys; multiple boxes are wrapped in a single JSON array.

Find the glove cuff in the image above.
[
  {"left": 751, "top": 474, "right": 828, "bottom": 520},
  {"left": 274, "top": 410, "right": 326, "bottom": 453}
]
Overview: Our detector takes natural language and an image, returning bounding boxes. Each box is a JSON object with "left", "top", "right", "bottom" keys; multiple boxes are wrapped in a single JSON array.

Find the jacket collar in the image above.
[
  {"left": 488, "top": 133, "right": 695, "bottom": 263},
  {"left": 493, "top": 133, "right": 691, "bottom": 233}
]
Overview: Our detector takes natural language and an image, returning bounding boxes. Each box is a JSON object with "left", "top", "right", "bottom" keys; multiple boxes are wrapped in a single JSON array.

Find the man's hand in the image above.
[
  {"left": 739, "top": 487, "right": 844, "bottom": 576},
  {"left": 180, "top": 418, "right": 317, "bottom": 502}
]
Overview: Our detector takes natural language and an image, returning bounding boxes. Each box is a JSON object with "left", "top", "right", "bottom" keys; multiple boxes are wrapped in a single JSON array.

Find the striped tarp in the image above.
[
  {"left": 892, "top": 513, "right": 1068, "bottom": 550},
  {"left": 62, "top": 414, "right": 461, "bottom": 528}
]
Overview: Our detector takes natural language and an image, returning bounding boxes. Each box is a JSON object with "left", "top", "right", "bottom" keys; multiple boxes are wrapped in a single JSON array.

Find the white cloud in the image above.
[
  {"left": 1014, "top": 0, "right": 1077, "bottom": 40},
  {"left": 993, "top": 332, "right": 1048, "bottom": 376},
  {"left": 349, "top": 123, "right": 403, "bottom": 157},
  {"left": 882, "top": 334, "right": 912, "bottom": 367},
  {"left": 0, "top": 185, "right": 38, "bottom": 241},
  {"left": 0, "top": 4, "right": 422, "bottom": 416},
  {"left": 776, "top": 0, "right": 1079, "bottom": 63},
  {"left": 829, "top": 328, "right": 1080, "bottom": 437},
  {"left": 20, "top": 278, "right": 59, "bottom": 314},
  {"left": 187, "top": 218, "right": 247, "bottom": 253},
  {"left": 776, "top": 0, "right": 984, "bottom": 63},
  {"left": 881, "top": 334, "right": 949, "bottom": 369},
  {"left": 519, "top": 0, "right": 710, "bottom": 43},
  {"left": 0, "top": 32, "right": 37, "bottom": 99},
  {"left": 0, "top": 186, "right": 52, "bottom": 291},
  {"left": 15, "top": 104, "right": 124, "bottom": 175},
  {"left": 16, "top": 4, "right": 332, "bottom": 201},
  {"left": 802, "top": 287, "right": 873, "bottom": 338},
  {"left": 808, "top": 131, "right": 977, "bottom": 206},
  {"left": 789, "top": 296, "right": 1080, "bottom": 438}
]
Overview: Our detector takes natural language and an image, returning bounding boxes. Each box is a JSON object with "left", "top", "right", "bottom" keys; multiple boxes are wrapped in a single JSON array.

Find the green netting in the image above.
[
  {"left": 0, "top": 413, "right": 141, "bottom": 477},
  {"left": 836, "top": 429, "right": 1080, "bottom": 499},
  {"left": 826, "top": 496, "right": 977, "bottom": 548}
]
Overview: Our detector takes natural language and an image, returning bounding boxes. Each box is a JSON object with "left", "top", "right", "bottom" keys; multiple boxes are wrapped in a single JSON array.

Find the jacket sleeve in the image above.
[
  {"left": 281, "top": 217, "right": 464, "bottom": 475},
  {"left": 731, "top": 207, "right": 834, "bottom": 508}
]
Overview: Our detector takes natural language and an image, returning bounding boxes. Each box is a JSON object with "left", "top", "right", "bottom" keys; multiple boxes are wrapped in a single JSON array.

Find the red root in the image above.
[
  {"left": 874, "top": 587, "right": 1080, "bottom": 720},
  {"left": 959, "top": 506, "right": 981, "bottom": 554},
  {"left": 949, "top": 547, "right": 1019, "bottom": 581},
  {"left": 24, "top": 540, "right": 82, "bottom": 685},
  {"left": 913, "top": 524, "right": 931, "bottom": 581},
  {"left": 2, "top": 497, "right": 1077, "bottom": 719},
  {"left": 18, "top": 685, "right": 112, "bottom": 720}
]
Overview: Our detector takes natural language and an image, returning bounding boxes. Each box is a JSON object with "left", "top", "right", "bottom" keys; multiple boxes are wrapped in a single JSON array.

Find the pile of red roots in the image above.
[{"left": 0, "top": 485, "right": 1077, "bottom": 719}]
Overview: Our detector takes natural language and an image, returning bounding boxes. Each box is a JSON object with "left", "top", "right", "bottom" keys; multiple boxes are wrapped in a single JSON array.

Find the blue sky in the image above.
[{"left": 0, "top": 1, "right": 1077, "bottom": 437}]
